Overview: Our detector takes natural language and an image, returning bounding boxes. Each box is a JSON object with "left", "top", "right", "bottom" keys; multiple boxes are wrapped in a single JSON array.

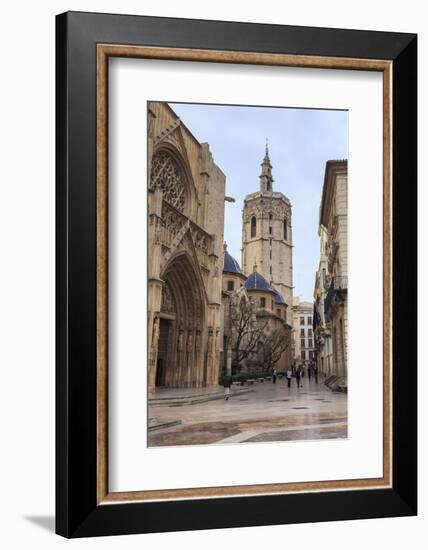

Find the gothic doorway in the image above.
[
  {"left": 155, "top": 318, "right": 171, "bottom": 387},
  {"left": 159, "top": 251, "right": 206, "bottom": 388}
]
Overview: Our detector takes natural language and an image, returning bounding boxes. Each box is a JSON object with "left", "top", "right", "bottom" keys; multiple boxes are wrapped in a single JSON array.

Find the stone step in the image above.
[{"left": 149, "top": 388, "right": 253, "bottom": 406}]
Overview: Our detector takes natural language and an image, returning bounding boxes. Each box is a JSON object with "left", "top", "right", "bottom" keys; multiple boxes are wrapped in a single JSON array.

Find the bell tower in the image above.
[
  {"left": 241, "top": 143, "right": 293, "bottom": 310},
  {"left": 259, "top": 141, "right": 274, "bottom": 192}
]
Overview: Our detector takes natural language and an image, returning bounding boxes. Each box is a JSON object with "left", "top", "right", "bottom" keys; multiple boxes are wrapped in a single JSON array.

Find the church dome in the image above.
[
  {"left": 273, "top": 287, "right": 287, "bottom": 305},
  {"left": 244, "top": 271, "right": 275, "bottom": 293},
  {"left": 223, "top": 244, "right": 243, "bottom": 274}
]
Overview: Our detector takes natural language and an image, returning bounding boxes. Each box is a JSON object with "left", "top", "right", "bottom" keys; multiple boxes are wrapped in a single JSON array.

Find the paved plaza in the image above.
[{"left": 148, "top": 377, "right": 347, "bottom": 447}]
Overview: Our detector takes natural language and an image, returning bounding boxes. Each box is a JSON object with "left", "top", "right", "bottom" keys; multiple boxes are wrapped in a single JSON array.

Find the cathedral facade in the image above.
[{"left": 147, "top": 103, "right": 225, "bottom": 394}]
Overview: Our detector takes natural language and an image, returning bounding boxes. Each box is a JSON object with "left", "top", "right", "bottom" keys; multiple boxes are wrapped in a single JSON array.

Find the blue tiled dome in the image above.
[
  {"left": 273, "top": 288, "right": 286, "bottom": 305},
  {"left": 223, "top": 246, "right": 242, "bottom": 274},
  {"left": 244, "top": 271, "right": 275, "bottom": 293}
]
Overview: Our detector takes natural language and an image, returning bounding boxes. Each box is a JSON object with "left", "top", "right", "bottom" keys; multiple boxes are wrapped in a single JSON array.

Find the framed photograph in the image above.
[{"left": 56, "top": 11, "right": 417, "bottom": 538}]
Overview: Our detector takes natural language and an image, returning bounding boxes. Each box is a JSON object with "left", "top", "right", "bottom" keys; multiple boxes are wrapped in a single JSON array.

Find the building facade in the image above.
[
  {"left": 314, "top": 160, "right": 348, "bottom": 385},
  {"left": 313, "top": 225, "right": 334, "bottom": 377},
  {"left": 292, "top": 299, "right": 316, "bottom": 366},
  {"left": 147, "top": 102, "right": 226, "bottom": 394}
]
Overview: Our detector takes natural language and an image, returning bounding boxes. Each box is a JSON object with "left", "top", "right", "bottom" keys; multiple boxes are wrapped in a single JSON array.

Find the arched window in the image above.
[
  {"left": 269, "top": 213, "right": 273, "bottom": 221},
  {"left": 283, "top": 218, "right": 288, "bottom": 240},
  {"left": 250, "top": 216, "right": 257, "bottom": 238}
]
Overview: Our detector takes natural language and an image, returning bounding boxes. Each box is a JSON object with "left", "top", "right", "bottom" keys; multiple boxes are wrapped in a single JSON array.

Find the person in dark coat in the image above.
[
  {"left": 295, "top": 366, "right": 302, "bottom": 388},
  {"left": 272, "top": 368, "right": 277, "bottom": 384},
  {"left": 223, "top": 373, "right": 232, "bottom": 400}
]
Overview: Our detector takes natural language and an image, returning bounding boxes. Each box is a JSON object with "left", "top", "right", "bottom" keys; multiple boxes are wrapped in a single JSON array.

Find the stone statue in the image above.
[
  {"left": 187, "top": 330, "right": 193, "bottom": 352},
  {"left": 178, "top": 329, "right": 184, "bottom": 352},
  {"left": 151, "top": 317, "right": 160, "bottom": 349},
  {"left": 195, "top": 330, "right": 201, "bottom": 351}
]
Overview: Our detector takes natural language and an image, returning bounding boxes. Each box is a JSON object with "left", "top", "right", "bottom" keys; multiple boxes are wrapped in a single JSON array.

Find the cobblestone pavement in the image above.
[{"left": 148, "top": 377, "right": 347, "bottom": 447}]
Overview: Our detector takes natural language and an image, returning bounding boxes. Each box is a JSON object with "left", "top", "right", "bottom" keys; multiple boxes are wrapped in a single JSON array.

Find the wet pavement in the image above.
[{"left": 148, "top": 377, "right": 347, "bottom": 447}]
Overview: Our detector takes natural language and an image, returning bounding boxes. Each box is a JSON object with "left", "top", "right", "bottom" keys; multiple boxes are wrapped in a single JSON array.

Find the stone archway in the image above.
[{"left": 155, "top": 252, "right": 207, "bottom": 389}]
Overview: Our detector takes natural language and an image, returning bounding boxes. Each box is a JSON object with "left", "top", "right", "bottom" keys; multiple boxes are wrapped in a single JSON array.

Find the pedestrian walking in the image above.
[
  {"left": 286, "top": 367, "right": 292, "bottom": 388},
  {"left": 295, "top": 366, "right": 302, "bottom": 388},
  {"left": 272, "top": 368, "right": 277, "bottom": 384},
  {"left": 314, "top": 366, "right": 318, "bottom": 384},
  {"left": 223, "top": 373, "right": 232, "bottom": 400},
  {"left": 308, "top": 365, "right": 312, "bottom": 381}
]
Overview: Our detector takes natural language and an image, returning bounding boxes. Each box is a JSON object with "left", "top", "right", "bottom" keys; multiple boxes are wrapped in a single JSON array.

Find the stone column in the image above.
[
  {"left": 186, "top": 328, "right": 194, "bottom": 387},
  {"left": 205, "top": 329, "right": 214, "bottom": 386},
  {"left": 226, "top": 345, "right": 232, "bottom": 377},
  {"left": 147, "top": 277, "right": 163, "bottom": 395},
  {"left": 199, "top": 171, "right": 210, "bottom": 228},
  {"left": 176, "top": 328, "right": 185, "bottom": 387},
  {"left": 194, "top": 329, "right": 202, "bottom": 387},
  {"left": 148, "top": 315, "right": 160, "bottom": 395}
]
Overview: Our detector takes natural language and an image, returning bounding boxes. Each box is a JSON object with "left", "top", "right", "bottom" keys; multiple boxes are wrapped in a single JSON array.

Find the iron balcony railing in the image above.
[{"left": 324, "top": 275, "right": 347, "bottom": 319}]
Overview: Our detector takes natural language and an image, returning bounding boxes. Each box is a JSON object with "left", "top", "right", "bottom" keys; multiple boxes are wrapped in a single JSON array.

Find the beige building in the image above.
[
  {"left": 313, "top": 225, "right": 334, "bottom": 377},
  {"left": 291, "top": 296, "right": 300, "bottom": 363},
  {"left": 315, "top": 160, "right": 348, "bottom": 386},
  {"left": 292, "top": 298, "right": 316, "bottom": 366},
  {"left": 147, "top": 102, "right": 226, "bottom": 394},
  {"left": 241, "top": 145, "right": 293, "bottom": 311}
]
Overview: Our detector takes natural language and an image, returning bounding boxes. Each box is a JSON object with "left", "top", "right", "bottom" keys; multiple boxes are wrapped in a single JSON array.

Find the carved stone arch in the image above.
[
  {"left": 246, "top": 207, "right": 261, "bottom": 223},
  {"left": 157, "top": 249, "right": 208, "bottom": 388},
  {"left": 250, "top": 214, "right": 257, "bottom": 238},
  {"left": 162, "top": 247, "right": 208, "bottom": 310},
  {"left": 150, "top": 143, "right": 198, "bottom": 219}
]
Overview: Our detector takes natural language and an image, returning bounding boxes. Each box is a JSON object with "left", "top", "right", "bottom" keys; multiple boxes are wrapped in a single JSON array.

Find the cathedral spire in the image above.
[{"left": 260, "top": 140, "right": 274, "bottom": 192}]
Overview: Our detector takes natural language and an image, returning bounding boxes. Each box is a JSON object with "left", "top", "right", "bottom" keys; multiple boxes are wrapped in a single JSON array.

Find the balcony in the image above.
[
  {"left": 324, "top": 276, "right": 347, "bottom": 320},
  {"left": 331, "top": 275, "right": 347, "bottom": 290}
]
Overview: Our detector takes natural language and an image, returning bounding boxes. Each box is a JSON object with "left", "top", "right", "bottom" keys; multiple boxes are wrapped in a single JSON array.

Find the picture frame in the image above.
[{"left": 56, "top": 10, "right": 417, "bottom": 538}]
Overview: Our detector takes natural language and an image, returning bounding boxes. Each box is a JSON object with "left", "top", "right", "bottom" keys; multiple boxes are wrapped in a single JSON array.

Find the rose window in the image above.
[{"left": 151, "top": 151, "right": 186, "bottom": 213}]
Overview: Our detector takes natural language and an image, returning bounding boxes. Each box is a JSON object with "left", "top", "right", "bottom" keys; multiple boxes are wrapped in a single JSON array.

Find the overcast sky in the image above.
[{"left": 170, "top": 102, "right": 348, "bottom": 302}]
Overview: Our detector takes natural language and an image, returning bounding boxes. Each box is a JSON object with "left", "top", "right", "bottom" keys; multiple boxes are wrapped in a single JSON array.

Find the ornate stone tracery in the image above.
[
  {"left": 151, "top": 150, "right": 186, "bottom": 213},
  {"left": 161, "top": 200, "right": 212, "bottom": 259},
  {"left": 161, "top": 201, "right": 188, "bottom": 238},
  {"left": 244, "top": 202, "right": 290, "bottom": 223},
  {"left": 190, "top": 227, "right": 209, "bottom": 253},
  {"left": 161, "top": 282, "right": 176, "bottom": 314}
]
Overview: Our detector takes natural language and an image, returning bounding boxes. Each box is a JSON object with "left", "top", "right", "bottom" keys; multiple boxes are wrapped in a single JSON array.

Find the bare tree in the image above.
[
  {"left": 259, "top": 326, "right": 290, "bottom": 372},
  {"left": 229, "top": 297, "right": 266, "bottom": 371}
]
